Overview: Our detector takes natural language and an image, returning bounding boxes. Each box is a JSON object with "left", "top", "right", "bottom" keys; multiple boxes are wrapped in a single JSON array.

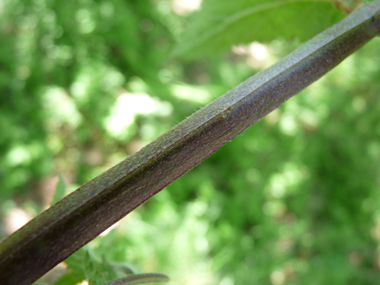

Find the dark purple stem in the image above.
[{"left": 0, "top": 2, "right": 379, "bottom": 284}]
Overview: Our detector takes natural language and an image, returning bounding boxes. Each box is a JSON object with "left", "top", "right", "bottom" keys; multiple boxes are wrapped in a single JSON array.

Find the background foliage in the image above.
[{"left": 1, "top": 0, "right": 380, "bottom": 284}]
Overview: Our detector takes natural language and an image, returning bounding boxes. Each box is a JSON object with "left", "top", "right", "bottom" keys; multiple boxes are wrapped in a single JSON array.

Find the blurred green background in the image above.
[{"left": 1, "top": 0, "right": 380, "bottom": 284}]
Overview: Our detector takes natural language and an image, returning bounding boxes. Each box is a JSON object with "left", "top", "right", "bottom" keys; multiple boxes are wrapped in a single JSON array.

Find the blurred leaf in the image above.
[
  {"left": 84, "top": 251, "right": 118, "bottom": 285},
  {"left": 54, "top": 248, "right": 118, "bottom": 285},
  {"left": 332, "top": 0, "right": 366, "bottom": 13},
  {"left": 54, "top": 248, "right": 86, "bottom": 285},
  {"left": 52, "top": 173, "right": 66, "bottom": 205},
  {"left": 173, "top": 0, "right": 345, "bottom": 59}
]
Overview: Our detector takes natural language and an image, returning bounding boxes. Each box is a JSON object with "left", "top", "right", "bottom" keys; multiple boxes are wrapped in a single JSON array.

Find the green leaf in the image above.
[
  {"left": 84, "top": 251, "right": 118, "bottom": 285},
  {"left": 52, "top": 173, "right": 66, "bottom": 205},
  {"left": 54, "top": 248, "right": 119, "bottom": 285},
  {"left": 53, "top": 248, "right": 86, "bottom": 285},
  {"left": 173, "top": 0, "right": 346, "bottom": 59}
]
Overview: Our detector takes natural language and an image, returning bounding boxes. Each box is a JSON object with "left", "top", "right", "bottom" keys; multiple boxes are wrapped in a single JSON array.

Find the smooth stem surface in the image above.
[{"left": 1, "top": 2, "right": 380, "bottom": 284}]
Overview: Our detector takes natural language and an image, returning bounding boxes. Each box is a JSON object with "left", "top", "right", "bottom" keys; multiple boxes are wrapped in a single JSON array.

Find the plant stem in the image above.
[
  {"left": 104, "top": 273, "right": 169, "bottom": 285},
  {"left": 0, "top": 2, "right": 379, "bottom": 284}
]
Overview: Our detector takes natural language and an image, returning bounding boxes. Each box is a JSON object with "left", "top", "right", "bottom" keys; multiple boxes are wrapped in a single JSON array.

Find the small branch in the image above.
[
  {"left": 104, "top": 273, "right": 169, "bottom": 285},
  {"left": 0, "top": 2, "right": 379, "bottom": 284}
]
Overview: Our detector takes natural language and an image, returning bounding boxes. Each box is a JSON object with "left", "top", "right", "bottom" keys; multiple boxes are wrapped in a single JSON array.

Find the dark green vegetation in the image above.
[{"left": 1, "top": 0, "right": 380, "bottom": 284}]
